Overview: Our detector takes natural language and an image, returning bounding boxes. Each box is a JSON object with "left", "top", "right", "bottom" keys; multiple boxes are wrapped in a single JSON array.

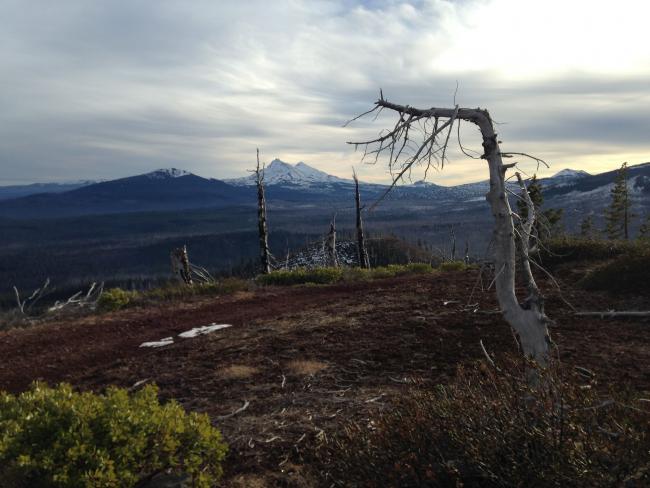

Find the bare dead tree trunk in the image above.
[
  {"left": 353, "top": 168, "right": 370, "bottom": 269},
  {"left": 325, "top": 217, "right": 338, "bottom": 268},
  {"left": 464, "top": 240, "right": 470, "bottom": 264},
  {"left": 171, "top": 245, "right": 193, "bottom": 285},
  {"left": 515, "top": 173, "right": 544, "bottom": 311},
  {"left": 347, "top": 96, "right": 552, "bottom": 368},
  {"left": 255, "top": 149, "right": 271, "bottom": 274},
  {"left": 450, "top": 227, "right": 456, "bottom": 261}
]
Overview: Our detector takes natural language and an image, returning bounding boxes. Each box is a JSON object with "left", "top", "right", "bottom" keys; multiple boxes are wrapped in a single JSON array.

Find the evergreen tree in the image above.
[
  {"left": 516, "top": 175, "right": 564, "bottom": 241},
  {"left": 604, "top": 162, "right": 632, "bottom": 240},
  {"left": 580, "top": 215, "right": 596, "bottom": 239},
  {"left": 639, "top": 213, "right": 650, "bottom": 240}
]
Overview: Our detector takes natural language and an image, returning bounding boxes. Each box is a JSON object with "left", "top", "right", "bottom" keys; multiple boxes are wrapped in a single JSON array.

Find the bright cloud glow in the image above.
[{"left": 1, "top": 0, "right": 649, "bottom": 185}]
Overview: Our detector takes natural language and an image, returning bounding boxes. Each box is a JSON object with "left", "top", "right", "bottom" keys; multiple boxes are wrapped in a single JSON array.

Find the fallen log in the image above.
[{"left": 575, "top": 311, "right": 650, "bottom": 319}]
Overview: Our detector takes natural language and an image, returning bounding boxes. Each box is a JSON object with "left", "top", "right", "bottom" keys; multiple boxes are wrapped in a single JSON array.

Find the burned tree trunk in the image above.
[
  {"left": 450, "top": 227, "right": 456, "bottom": 261},
  {"left": 325, "top": 217, "right": 338, "bottom": 268},
  {"left": 348, "top": 96, "right": 552, "bottom": 368},
  {"left": 171, "top": 245, "right": 193, "bottom": 285},
  {"left": 353, "top": 168, "right": 370, "bottom": 269},
  {"left": 255, "top": 149, "right": 271, "bottom": 274}
]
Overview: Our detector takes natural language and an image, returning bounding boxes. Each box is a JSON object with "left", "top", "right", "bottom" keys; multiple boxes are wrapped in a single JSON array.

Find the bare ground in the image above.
[{"left": 0, "top": 270, "right": 648, "bottom": 486}]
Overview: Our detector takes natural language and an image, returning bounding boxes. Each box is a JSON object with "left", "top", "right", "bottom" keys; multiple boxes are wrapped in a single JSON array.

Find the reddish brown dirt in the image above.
[{"left": 1, "top": 271, "right": 649, "bottom": 486}]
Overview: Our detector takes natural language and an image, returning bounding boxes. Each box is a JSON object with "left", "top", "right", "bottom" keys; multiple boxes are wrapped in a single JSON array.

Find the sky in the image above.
[{"left": 1, "top": 0, "right": 649, "bottom": 186}]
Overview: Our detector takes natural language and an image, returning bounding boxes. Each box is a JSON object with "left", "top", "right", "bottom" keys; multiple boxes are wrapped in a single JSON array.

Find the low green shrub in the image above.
[
  {"left": 402, "top": 262, "right": 434, "bottom": 274},
  {"left": 258, "top": 264, "right": 434, "bottom": 286},
  {"left": 143, "top": 278, "right": 249, "bottom": 302},
  {"left": 438, "top": 260, "right": 467, "bottom": 272},
  {"left": 257, "top": 267, "right": 343, "bottom": 286},
  {"left": 0, "top": 383, "right": 227, "bottom": 487},
  {"left": 367, "top": 266, "right": 394, "bottom": 279},
  {"left": 316, "top": 362, "right": 650, "bottom": 487},
  {"left": 97, "top": 288, "right": 138, "bottom": 312},
  {"left": 370, "top": 263, "right": 434, "bottom": 279},
  {"left": 541, "top": 237, "right": 647, "bottom": 267},
  {"left": 579, "top": 249, "right": 650, "bottom": 294},
  {"left": 341, "top": 267, "right": 372, "bottom": 281}
]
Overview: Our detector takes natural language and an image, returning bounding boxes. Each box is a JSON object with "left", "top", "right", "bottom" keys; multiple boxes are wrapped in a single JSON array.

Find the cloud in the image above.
[{"left": 1, "top": 0, "right": 649, "bottom": 185}]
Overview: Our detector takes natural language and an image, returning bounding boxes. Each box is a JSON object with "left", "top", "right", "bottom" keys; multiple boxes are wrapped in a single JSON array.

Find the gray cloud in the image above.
[{"left": 1, "top": 0, "right": 649, "bottom": 185}]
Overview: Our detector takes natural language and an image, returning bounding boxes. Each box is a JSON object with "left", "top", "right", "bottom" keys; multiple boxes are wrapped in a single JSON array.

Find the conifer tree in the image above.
[
  {"left": 639, "top": 213, "right": 650, "bottom": 240},
  {"left": 604, "top": 162, "right": 632, "bottom": 240},
  {"left": 580, "top": 215, "right": 596, "bottom": 239}
]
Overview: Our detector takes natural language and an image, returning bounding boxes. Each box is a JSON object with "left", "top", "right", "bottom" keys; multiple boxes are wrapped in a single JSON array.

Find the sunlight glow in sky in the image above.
[{"left": 1, "top": 0, "right": 649, "bottom": 185}]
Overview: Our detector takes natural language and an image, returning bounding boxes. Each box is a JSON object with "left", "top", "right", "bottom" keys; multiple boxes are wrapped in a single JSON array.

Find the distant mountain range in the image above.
[
  {"left": 0, "top": 160, "right": 648, "bottom": 220},
  {"left": 0, "top": 180, "right": 99, "bottom": 201}
]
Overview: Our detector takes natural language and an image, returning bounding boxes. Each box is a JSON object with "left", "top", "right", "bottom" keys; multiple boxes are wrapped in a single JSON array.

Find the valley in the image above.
[{"left": 1, "top": 160, "right": 649, "bottom": 306}]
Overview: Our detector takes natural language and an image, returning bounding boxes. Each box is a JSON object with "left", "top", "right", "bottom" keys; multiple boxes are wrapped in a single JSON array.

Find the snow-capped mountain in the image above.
[
  {"left": 1, "top": 161, "right": 648, "bottom": 220},
  {"left": 540, "top": 168, "right": 590, "bottom": 189},
  {"left": 226, "top": 159, "right": 351, "bottom": 187},
  {"left": 551, "top": 168, "right": 590, "bottom": 179},
  {"left": 145, "top": 168, "right": 192, "bottom": 179}
]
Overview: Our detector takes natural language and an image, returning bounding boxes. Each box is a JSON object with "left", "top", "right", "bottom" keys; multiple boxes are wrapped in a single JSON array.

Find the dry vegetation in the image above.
[{"left": 0, "top": 241, "right": 649, "bottom": 486}]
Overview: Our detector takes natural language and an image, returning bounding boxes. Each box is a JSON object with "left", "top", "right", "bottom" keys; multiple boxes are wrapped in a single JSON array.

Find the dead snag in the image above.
[
  {"left": 353, "top": 168, "right": 370, "bottom": 268},
  {"left": 171, "top": 245, "right": 193, "bottom": 285},
  {"left": 255, "top": 148, "right": 271, "bottom": 274},
  {"left": 325, "top": 217, "right": 339, "bottom": 268},
  {"left": 347, "top": 95, "right": 552, "bottom": 368}
]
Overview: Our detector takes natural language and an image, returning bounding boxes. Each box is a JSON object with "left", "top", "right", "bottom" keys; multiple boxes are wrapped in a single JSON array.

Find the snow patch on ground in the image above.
[
  {"left": 139, "top": 337, "right": 175, "bottom": 348},
  {"left": 139, "top": 324, "right": 233, "bottom": 347},
  {"left": 178, "top": 323, "right": 232, "bottom": 338}
]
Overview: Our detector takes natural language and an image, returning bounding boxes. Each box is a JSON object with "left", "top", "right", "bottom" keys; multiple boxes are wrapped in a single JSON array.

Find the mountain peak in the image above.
[
  {"left": 145, "top": 168, "right": 192, "bottom": 179},
  {"left": 226, "top": 160, "right": 349, "bottom": 187},
  {"left": 551, "top": 168, "right": 590, "bottom": 179},
  {"left": 268, "top": 159, "right": 293, "bottom": 169}
]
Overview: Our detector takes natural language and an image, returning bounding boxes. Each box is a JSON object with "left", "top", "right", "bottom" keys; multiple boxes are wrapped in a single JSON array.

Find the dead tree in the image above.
[
  {"left": 347, "top": 94, "right": 552, "bottom": 368},
  {"left": 170, "top": 245, "right": 193, "bottom": 285},
  {"left": 325, "top": 216, "right": 339, "bottom": 268},
  {"left": 450, "top": 227, "right": 457, "bottom": 261},
  {"left": 13, "top": 278, "right": 51, "bottom": 316},
  {"left": 255, "top": 149, "right": 272, "bottom": 274},
  {"left": 353, "top": 168, "right": 370, "bottom": 268},
  {"left": 464, "top": 240, "right": 470, "bottom": 264}
]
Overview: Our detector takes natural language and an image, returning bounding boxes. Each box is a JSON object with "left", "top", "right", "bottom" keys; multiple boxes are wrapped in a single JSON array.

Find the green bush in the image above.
[
  {"left": 367, "top": 266, "right": 395, "bottom": 279},
  {"left": 258, "top": 264, "right": 434, "bottom": 286},
  {"left": 402, "top": 262, "right": 434, "bottom": 274},
  {"left": 541, "top": 237, "right": 646, "bottom": 267},
  {"left": 257, "top": 263, "right": 433, "bottom": 286},
  {"left": 579, "top": 249, "right": 650, "bottom": 294},
  {"left": 143, "top": 278, "right": 249, "bottom": 302},
  {"left": 316, "top": 362, "right": 650, "bottom": 487},
  {"left": 341, "top": 267, "right": 372, "bottom": 281},
  {"left": 369, "top": 263, "right": 434, "bottom": 279},
  {"left": 0, "top": 383, "right": 227, "bottom": 487},
  {"left": 97, "top": 288, "right": 138, "bottom": 312},
  {"left": 257, "top": 267, "right": 343, "bottom": 286},
  {"left": 438, "top": 260, "right": 467, "bottom": 272}
]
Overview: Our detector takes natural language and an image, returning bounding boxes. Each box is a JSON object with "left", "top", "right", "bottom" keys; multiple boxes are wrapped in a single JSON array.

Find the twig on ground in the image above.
[{"left": 216, "top": 400, "right": 250, "bottom": 420}]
